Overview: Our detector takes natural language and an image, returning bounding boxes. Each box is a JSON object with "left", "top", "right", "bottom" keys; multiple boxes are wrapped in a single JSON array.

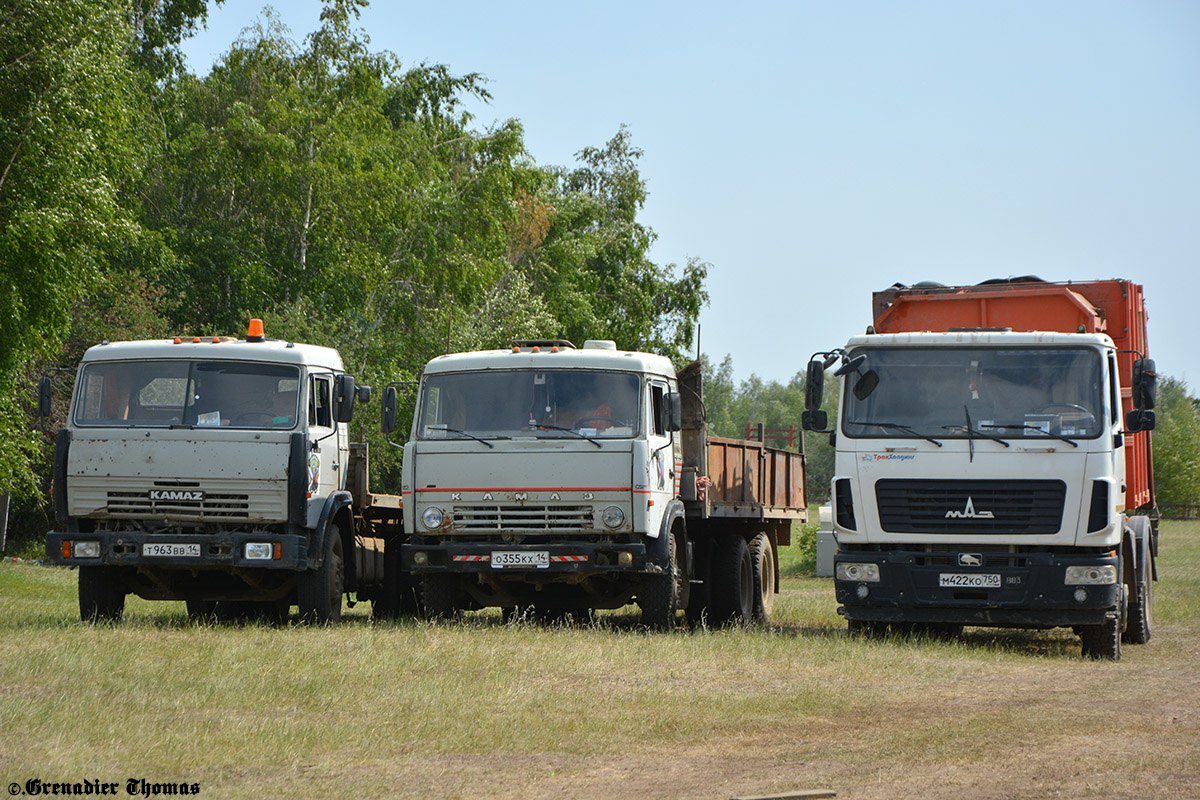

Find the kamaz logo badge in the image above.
[
  {"left": 959, "top": 553, "right": 983, "bottom": 567},
  {"left": 149, "top": 489, "right": 205, "bottom": 502},
  {"left": 945, "top": 497, "right": 994, "bottom": 519}
]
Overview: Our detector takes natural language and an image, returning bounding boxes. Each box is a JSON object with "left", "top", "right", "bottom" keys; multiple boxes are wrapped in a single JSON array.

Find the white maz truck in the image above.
[
  {"left": 384, "top": 340, "right": 806, "bottom": 628},
  {"left": 802, "top": 278, "right": 1158, "bottom": 660},
  {"left": 42, "top": 320, "right": 401, "bottom": 623}
]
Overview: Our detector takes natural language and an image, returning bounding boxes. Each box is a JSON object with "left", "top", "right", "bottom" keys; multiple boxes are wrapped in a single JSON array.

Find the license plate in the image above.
[
  {"left": 143, "top": 543, "right": 201, "bottom": 558},
  {"left": 939, "top": 573, "right": 1001, "bottom": 588},
  {"left": 491, "top": 551, "right": 549, "bottom": 569}
]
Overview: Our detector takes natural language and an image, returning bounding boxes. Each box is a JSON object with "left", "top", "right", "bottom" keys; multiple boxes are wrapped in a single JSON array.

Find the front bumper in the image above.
[
  {"left": 835, "top": 549, "right": 1121, "bottom": 627},
  {"left": 401, "top": 540, "right": 653, "bottom": 575},
  {"left": 46, "top": 531, "right": 309, "bottom": 571}
]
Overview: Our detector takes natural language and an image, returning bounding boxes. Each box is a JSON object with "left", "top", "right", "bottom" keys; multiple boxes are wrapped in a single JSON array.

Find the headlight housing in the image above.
[
  {"left": 422, "top": 506, "right": 445, "bottom": 529},
  {"left": 1064, "top": 565, "right": 1117, "bottom": 585},
  {"left": 836, "top": 562, "right": 881, "bottom": 582},
  {"left": 601, "top": 506, "right": 625, "bottom": 528}
]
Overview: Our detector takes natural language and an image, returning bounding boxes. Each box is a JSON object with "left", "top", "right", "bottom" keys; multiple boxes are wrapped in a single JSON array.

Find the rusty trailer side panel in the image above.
[{"left": 705, "top": 436, "right": 806, "bottom": 520}]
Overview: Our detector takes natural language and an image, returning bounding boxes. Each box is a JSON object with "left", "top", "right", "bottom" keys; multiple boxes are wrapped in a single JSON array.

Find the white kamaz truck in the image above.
[
  {"left": 42, "top": 320, "right": 401, "bottom": 623},
  {"left": 382, "top": 340, "right": 807, "bottom": 628}
]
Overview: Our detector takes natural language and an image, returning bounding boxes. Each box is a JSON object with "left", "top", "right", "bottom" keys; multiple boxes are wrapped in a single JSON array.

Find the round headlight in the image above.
[
  {"left": 602, "top": 506, "right": 625, "bottom": 528},
  {"left": 422, "top": 506, "right": 445, "bottom": 529}
]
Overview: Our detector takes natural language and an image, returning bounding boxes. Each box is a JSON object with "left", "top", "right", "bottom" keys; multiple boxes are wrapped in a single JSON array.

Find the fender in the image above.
[
  {"left": 646, "top": 499, "right": 687, "bottom": 571},
  {"left": 1123, "top": 515, "right": 1154, "bottom": 590},
  {"left": 307, "top": 491, "right": 354, "bottom": 570}
]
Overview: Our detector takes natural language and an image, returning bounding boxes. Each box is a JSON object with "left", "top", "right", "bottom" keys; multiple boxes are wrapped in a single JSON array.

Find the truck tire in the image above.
[
  {"left": 373, "top": 543, "right": 420, "bottom": 620},
  {"left": 422, "top": 574, "right": 461, "bottom": 620},
  {"left": 847, "top": 619, "right": 889, "bottom": 638},
  {"left": 749, "top": 533, "right": 775, "bottom": 623},
  {"left": 1123, "top": 517, "right": 1153, "bottom": 644},
  {"left": 1080, "top": 614, "right": 1122, "bottom": 661},
  {"left": 79, "top": 566, "right": 126, "bottom": 623},
  {"left": 186, "top": 600, "right": 217, "bottom": 621},
  {"left": 639, "top": 528, "right": 682, "bottom": 631},
  {"left": 298, "top": 522, "right": 345, "bottom": 624},
  {"left": 708, "top": 534, "right": 754, "bottom": 626}
]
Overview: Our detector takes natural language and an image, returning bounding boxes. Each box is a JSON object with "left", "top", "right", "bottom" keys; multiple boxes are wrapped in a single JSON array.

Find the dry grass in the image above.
[{"left": 1, "top": 522, "right": 1198, "bottom": 799}]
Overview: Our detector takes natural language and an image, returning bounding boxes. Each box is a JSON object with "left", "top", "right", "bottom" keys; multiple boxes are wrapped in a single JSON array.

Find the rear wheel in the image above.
[
  {"left": 79, "top": 566, "right": 126, "bottom": 623},
  {"left": 709, "top": 534, "right": 754, "bottom": 625},
  {"left": 298, "top": 523, "right": 345, "bottom": 624},
  {"left": 749, "top": 533, "right": 776, "bottom": 623}
]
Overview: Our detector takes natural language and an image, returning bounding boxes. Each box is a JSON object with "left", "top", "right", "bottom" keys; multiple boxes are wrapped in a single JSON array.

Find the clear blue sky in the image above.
[{"left": 183, "top": 1, "right": 1200, "bottom": 388}]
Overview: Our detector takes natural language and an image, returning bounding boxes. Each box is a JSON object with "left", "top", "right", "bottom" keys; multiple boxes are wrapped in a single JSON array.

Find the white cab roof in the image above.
[
  {"left": 847, "top": 331, "right": 1116, "bottom": 351},
  {"left": 79, "top": 338, "right": 344, "bottom": 370},
  {"left": 422, "top": 346, "right": 677, "bottom": 379}
]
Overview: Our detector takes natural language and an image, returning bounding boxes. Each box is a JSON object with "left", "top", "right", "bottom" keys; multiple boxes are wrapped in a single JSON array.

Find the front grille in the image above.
[
  {"left": 106, "top": 491, "right": 251, "bottom": 521},
  {"left": 453, "top": 505, "right": 593, "bottom": 532},
  {"left": 875, "top": 479, "right": 1066, "bottom": 534}
]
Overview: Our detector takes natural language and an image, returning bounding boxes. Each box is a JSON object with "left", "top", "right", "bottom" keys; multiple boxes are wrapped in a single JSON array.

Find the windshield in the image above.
[
  {"left": 74, "top": 360, "right": 301, "bottom": 429},
  {"left": 842, "top": 347, "right": 1104, "bottom": 441},
  {"left": 418, "top": 370, "right": 641, "bottom": 440}
]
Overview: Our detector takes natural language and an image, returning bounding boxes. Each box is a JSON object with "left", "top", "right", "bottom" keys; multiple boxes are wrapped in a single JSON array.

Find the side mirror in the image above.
[
  {"left": 381, "top": 386, "right": 399, "bottom": 434},
  {"left": 662, "top": 392, "right": 682, "bottom": 432},
  {"left": 801, "top": 409, "right": 828, "bottom": 431},
  {"left": 37, "top": 376, "right": 53, "bottom": 418},
  {"left": 853, "top": 369, "right": 880, "bottom": 401},
  {"left": 1132, "top": 358, "right": 1157, "bottom": 410},
  {"left": 334, "top": 374, "right": 357, "bottom": 423},
  {"left": 833, "top": 354, "right": 867, "bottom": 377},
  {"left": 804, "top": 359, "right": 825, "bottom": 412},
  {"left": 357, "top": 385, "right": 372, "bottom": 404},
  {"left": 1125, "top": 408, "right": 1156, "bottom": 433}
]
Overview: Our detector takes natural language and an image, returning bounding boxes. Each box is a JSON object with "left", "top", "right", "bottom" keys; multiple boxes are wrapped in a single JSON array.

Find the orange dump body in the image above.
[{"left": 871, "top": 279, "right": 1153, "bottom": 512}]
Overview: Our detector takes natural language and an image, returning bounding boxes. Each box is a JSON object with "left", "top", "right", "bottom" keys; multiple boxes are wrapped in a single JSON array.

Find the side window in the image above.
[
  {"left": 309, "top": 375, "right": 332, "bottom": 428},
  {"left": 650, "top": 383, "right": 665, "bottom": 436},
  {"left": 1108, "top": 354, "right": 1120, "bottom": 424}
]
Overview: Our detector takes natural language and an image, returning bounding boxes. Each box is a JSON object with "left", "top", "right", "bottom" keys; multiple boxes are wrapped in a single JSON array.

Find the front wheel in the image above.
[
  {"left": 79, "top": 566, "right": 126, "bottom": 623},
  {"left": 639, "top": 528, "right": 684, "bottom": 631},
  {"left": 298, "top": 523, "right": 345, "bottom": 624},
  {"left": 1080, "top": 613, "right": 1122, "bottom": 661}
]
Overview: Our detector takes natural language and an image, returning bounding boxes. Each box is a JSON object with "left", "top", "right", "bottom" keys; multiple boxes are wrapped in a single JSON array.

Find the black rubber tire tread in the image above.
[
  {"left": 1123, "top": 519, "right": 1153, "bottom": 644},
  {"left": 79, "top": 566, "right": 126, "bottom": 623},
  {"left": 749, "top": 533, "right": 775, "bottom": 623},
  {"left": 185, "top": 599, "right": 217, "bottom": 621},
  {"left": 1080, "top": 614, "right": 1122, "bottom": 661},
  {"left": 372, "top": 543, "right": 403, "bottom": 620},
  {"left": 684, "top": 541, "right": 711, "bottom": 627},
  {"left": 421, "top": 574, "right": 461, "bottom": 620},
  {"left": 298, "top": 523, "right": 345, "bottom": 624},
  {"left": 708, "top": 534, "right": 754, "bottom": 626},
  {"left": 639, "top": 528, "right": 681, "bottom": 631}
]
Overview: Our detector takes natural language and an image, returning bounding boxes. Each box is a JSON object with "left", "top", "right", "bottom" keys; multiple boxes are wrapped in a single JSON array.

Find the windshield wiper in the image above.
[
  {"left": 941, "top": 425, "right": 1011, "bottom": 447},
  {"left": 848, "top": 420, "right": 942, "bottom": 447},
  {"left": 980, "top": 423, "right": 1079, "bottom": 448},
  {"left": 433, "top": 427, "right": 504, "bottom": 448},
  {"left": 533, "top": 423, "right": 602, "bottom": 448}
]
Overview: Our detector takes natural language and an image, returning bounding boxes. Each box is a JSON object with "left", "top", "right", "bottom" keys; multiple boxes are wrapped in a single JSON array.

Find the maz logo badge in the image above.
[{"left": 945, "top": 497, "right": 994, "bottom": 519}]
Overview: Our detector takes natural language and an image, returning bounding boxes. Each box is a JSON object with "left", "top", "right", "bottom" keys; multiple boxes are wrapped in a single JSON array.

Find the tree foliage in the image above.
[
  {"left": 1153, "top": 378, "right": 1200, "bottom": 513},
  {"left": 0, "top": 0, "right": 710, "bottom": 539}
]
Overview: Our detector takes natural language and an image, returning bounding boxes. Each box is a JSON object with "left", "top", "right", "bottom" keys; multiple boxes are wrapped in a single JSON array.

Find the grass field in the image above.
[{"left": 2, "top": 522, "right": 1198, "bottom": 800}]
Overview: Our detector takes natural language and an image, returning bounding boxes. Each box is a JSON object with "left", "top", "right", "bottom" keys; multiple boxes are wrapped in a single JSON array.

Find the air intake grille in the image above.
[
  {"left": 453, "top": 505, "right": 593, "bottom": 532},
  {"left": 875, "top": 479, "right": 1066, "bottom": 534},
  {"left": 106, "top": 491, "right": 251, "bottom": 520}
]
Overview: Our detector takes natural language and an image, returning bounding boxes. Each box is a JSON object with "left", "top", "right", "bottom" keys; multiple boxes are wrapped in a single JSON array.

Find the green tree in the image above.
[
  {"left": 1153, "top": 377, "right": 1200, "bottom": 514},
  {"left": 0, "top": 0, "right": 141, "bottom": 497}
]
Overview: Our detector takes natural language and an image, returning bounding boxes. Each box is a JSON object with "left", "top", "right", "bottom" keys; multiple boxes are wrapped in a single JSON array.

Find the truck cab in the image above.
[{"left": 44, "top": 321, "right": 371, "bottom": 623}]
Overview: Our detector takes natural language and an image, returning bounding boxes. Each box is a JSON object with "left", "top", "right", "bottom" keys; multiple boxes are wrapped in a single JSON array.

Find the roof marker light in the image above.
[
  {"left": 532, "top": 346, "right": 540, "bottom": 353},
  {"left": 173, "top": 338, "right": 182, "bottom": 344},
  {"left": 192, "top": 337, "right": 201, "bottom": 343},
  {"left": 247, "top": 318, "right": 265, "bottom": 342}
]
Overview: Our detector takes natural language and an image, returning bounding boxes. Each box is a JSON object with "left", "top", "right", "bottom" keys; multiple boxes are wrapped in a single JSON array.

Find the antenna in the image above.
[{"left": 695, "top": 324, "right": 701, "bottom": 362}]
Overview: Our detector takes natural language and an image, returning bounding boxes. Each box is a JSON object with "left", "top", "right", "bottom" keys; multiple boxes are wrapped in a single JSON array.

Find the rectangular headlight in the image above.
[
  {"left": 244, "top": 542, "right": 273, "bottom": 560},
  {"left": 836, "top": 562, "right": 881, "bottom": 582},
  {"left": 73, "top": 541, "right": 101, "bottom": 558},
  {"left": 1064, "top": 565, "right": 1117, "bottom": 585}
]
